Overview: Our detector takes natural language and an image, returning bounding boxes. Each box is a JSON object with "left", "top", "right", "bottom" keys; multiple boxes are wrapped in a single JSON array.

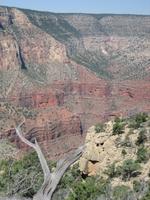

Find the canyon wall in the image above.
[{"left": 0, "top": 7, "right": 150, "bottom": 159}]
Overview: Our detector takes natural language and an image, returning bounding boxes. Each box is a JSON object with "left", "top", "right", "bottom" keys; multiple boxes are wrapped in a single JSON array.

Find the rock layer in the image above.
[{"left": 0, "top": 7, "right": 150, "bottom": 159}]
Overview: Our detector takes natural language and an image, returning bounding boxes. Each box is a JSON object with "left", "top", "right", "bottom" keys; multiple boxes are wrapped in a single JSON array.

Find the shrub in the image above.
[
  {"left": 135, "top": 113, "right": 148, "bottom": 124},
  {"left": 136, "top": 129, "right": 147, "bottom": 145},
  {"left": 104, "top": 160, "right": 141, "bottom": 181},
  {"left": 66, "top": 177, "right": 110, "bottom": 200},
  {"left": 104, "top": 163, "right": 116, "bottom": 178},
  {"left": 114, "top": 117, "right": 124, "bottom": 123},
  {"left": 142, "top": 193, "right": 150, "bottom": 200},
  {"left": 95, "top": 123, "right": 104, "bottom": 133},
  {"left": 112, "top": 119, "right": 125, "bottom": 135},
  {"left": 141, "top": 187, "right": 150, "bottom": 200},
  {"left": 129, "top": 113, "right": 148, "bottom": 129},
  {"left": 107, "top": 159, "right": 141, "bottom": 181},
  {"left": 113, "top": 185, "right": 132, "bottom": 200},
  {"left": 115, "top": 165, "right": 123, "bottom": 177},
  {"left": 136, "top": 146, "right": 149, "bottom": 163},
  {"left": 133, "top": 180, "right": 141, "bottom": 193},
  {"left": 0, "top": 160, "right": 10, "bottom": 194},
  {"left": 0, "top": 152, "right": 43, "bottom": 197},
  {"left": 121, "top": 159, "right": 141, "bottom": 181},
  {"left": 58, "top": 163, "right": 80, "bottom": 189}
]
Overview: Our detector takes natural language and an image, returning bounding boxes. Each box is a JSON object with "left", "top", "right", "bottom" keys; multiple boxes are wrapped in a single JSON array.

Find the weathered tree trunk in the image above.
[{"left": 16, "top": 122, "right": 84, "bottom": 200}]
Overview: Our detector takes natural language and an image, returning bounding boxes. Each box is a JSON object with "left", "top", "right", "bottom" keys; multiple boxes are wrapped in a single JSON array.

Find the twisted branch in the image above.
[{"left": 15, "top": 121, "right": 84, "bottom": 200}]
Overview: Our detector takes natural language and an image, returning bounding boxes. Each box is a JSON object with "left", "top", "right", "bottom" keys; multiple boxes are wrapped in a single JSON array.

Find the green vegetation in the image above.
[
  {"left": 142, "top": 191, "right": 150, "bottom": 200},
  {"left": 0, "top": 151, "right": 142, "bottom": 200},
  {"left": 141, "top": 183, "right": 150, "bottom": 200},
  {"left": 66, "top": 177, "right": 110, "bottom": 200},
  {"left": 104, "top": 159, "right": 141, "bottom": 181},
  {"left": 0, "top": 152, "right": 43, "bottom": 197},
  {"left": 136, "top": 146, "right": 149, "bottom": 163},
  {"left": 0, "top": 113, "right": 150, "bottom": 199},
  {"left": 0, "top": 152, "right": 110, "bottom": 199},
  {"left": 120, "top": 159, "right": 141, "bottom": 181},
  {"left": 95, "top": 123, "right": 104, "bottom": 133},
  {"left": 113, "top": 185, "right": 132, "bottom": 200},
  {"left": 0, "top": 149, "right": 148, "bottom": 200},
  {"left": 58, "top": 163, "right": 80, "bottom": 189},
  {"left": 112, "top": 117, "right": 125, "bottom": 135},
  {"left": 129, "top": 113, "right": 148, "bottom": 129},
  {"left": 104, "top": 163, "right": 116, "bottom": 178},
  {"left": 133, "top": 180, "right": 141, "bottom": 193},
  {"left": 72, "top": 51, "right": 113, "bottom": 79}
]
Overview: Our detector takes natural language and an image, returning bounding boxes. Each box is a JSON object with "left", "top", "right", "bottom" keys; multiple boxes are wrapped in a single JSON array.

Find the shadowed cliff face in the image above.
[{"left": 0, "top": 6, "right": 150, "bottom": 159}]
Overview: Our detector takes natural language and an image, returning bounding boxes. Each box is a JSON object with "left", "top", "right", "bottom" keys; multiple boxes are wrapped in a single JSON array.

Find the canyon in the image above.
[{"left": 0, "top": 6, "right": 150, "bottom": 159}]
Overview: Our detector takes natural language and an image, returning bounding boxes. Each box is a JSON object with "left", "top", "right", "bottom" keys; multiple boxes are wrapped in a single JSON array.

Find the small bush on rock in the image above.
[
  {"left": 129, "top": 113, "right": 148, "bottom": 129},
  {"left": 113, "top": 185, "right": 132, "bottom": 200},
  {"left": 104, "top": 163, "right": 116, "bottom": 178},
  {"left": 121, "top": 159, "right": 141, "bottom": 181},
  {"left": 137, "top": 146, "right": 149, "bottom": 163},
  {"left": 113, "top": 118, "right": 125, "bottom": 135},
  {"left": 95, "top": 123, "right": 104, "bottom": 133},
  {"left": 133, "top": 180, "right": 141, "bottom": 193}
]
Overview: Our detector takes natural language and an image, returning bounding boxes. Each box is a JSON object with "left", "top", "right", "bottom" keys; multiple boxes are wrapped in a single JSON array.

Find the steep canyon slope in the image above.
[{"left": 0, "top": 6, "right": 150, "bottom": 158}]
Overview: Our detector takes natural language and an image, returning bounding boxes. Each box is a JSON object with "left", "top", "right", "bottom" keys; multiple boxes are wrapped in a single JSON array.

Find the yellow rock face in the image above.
[{"left": 79, "top": 121, "right": 138, "bottom": 176}]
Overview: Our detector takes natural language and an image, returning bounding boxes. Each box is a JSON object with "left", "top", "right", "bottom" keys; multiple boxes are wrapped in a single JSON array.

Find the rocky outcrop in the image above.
[
  {"left": 79, "top": 118, "right": 150, "bottom": 184},
  {"left": 79, "top": 123, "right": 120, "bottom": 176}
]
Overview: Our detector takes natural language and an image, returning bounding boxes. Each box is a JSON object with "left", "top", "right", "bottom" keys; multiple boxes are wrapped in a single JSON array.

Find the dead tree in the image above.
[{"left": 15, "top": 122, "right": 85, "bottom": 200}]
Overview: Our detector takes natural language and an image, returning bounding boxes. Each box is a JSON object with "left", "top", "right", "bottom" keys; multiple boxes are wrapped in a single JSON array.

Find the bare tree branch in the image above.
[
  {"left": 16, "top": 122, "right": 51, "bottom": 182},
  {"left": 15, "top": 121, "right": 85, "bottom": 200}
]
